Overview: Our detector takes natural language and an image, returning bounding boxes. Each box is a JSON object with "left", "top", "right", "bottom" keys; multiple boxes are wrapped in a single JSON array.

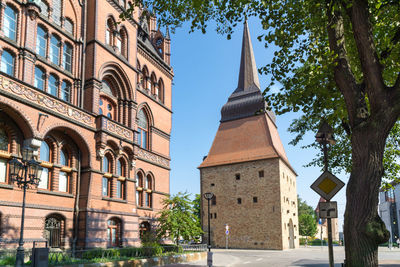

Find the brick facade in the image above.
[{"left": 0, "top": 0, "right": 172, "bottom": 249}]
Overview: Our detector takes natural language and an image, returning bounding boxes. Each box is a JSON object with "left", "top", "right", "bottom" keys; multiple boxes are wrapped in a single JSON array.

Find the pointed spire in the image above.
[
  {"left": 235, "top": 20, "right": 260, "bottom": 93},
  {"left": 220, "top": 21, "right": 268, "bottom": 122}
]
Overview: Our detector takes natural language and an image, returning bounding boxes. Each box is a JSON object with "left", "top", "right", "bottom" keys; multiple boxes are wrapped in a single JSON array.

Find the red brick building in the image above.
[{"left": 0, "top": 0, "right": 173, "bottom": 249}]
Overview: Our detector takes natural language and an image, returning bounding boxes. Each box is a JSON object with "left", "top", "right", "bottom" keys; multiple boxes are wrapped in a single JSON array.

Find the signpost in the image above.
[
  {"left": 311, "top": 171, "right": 344, "bottom": 267},
  {"left": 225, "top": 224, "right": 229, "bottom": 249}
]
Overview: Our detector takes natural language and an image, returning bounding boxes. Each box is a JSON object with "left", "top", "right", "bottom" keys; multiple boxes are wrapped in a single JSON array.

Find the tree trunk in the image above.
[{"left": 344, "top": 128, "right": 390, "bottom": 266}]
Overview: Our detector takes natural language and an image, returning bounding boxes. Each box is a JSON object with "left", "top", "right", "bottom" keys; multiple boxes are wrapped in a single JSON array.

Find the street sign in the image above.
[
  {"left": 225, "top": 224, "right": 229, "bottom": 230},
  {"left": 226, "top": 230, "right": 229, "bottom": 235},
  {"left": 319, "top": 201, "right": 338, "bottom": 218},
  {"left": 310, "top": 170, "right": 345, "bottom": 200}
]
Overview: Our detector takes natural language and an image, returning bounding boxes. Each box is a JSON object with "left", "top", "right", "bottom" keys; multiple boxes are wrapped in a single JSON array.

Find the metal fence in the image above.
[{"left": 0, "top": 244, "right": 207, "bottom": 266}]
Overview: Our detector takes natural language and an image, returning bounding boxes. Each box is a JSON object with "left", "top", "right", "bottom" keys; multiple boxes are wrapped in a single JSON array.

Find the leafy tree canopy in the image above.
[
  {"left": 157, "top": 192, "right": 203, "bottom": 245},
  {"left": 298, "top": 196, "right": 318, "bottom": 238},
  {"left": 298, "top": 196, "right": 316, "bottom": 218},
  {"left": 121, "top": 0, "right": 400, "bottom": 188}
]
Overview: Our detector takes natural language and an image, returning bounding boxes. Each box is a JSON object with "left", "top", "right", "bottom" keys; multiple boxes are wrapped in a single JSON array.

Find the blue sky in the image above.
[{"left": 168, "top": 18, "right": 347, "bottom": 231}]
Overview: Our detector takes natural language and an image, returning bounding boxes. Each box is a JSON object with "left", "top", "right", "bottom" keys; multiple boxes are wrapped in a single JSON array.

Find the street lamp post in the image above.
[
  {"left": 9, "top": 148, "right": 43, "bottom": 267},
  {"left": 315, "top": 121, "right": 336, "bottom": 267},
  {"left": 204, "top": 192, "right": 214, "bottom": 267}
]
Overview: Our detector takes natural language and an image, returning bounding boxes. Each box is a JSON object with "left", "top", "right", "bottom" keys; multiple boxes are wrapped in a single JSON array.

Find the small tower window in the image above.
[
  {"left": 211, "top": 195, "right": 216, "bottom": 206},
  {"left": 259, "top": 170, "right": 264, "bottom": 178},
  {"left": 237, "top": 198, "right": 242, "bottom": 204},
  {"left": 253, "top": 197, "right": 258, "bottom": 203},
  {"left": 235, "top": 173, "right": 240, "bottom": 180}
]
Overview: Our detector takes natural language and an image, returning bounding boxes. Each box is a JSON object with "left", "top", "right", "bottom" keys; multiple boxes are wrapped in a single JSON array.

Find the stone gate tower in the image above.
[{"left": 199, "top": 22, "right": 299, "bottom": 250}]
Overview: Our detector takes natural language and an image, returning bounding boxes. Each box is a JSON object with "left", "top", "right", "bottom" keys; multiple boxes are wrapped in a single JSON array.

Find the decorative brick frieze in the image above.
[
  {"left": 0, "top": 75, "right": 95, "bottom": 127},
  {"left": 134, "top": 146, "right": 170, "bottom": 169}
]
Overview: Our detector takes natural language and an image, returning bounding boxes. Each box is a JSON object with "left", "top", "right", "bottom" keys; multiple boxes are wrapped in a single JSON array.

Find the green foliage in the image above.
[
  {"left": 0, "top": 256, "right": 15, "bottom": 265},
  {"left": 142, "top": 243, "right": 163, "bottom": 256},
  {"left": 299, "top": 213, "right": 318, "bottom": 238},
  {"left": 157, "top": 192, "right": 203, "bottom": 245},
  {"left": 298, "top": 196, "right": 318, "bottom": 238},
  {"left": 193, "top": 193, "right": 201, "bottom": 221}
]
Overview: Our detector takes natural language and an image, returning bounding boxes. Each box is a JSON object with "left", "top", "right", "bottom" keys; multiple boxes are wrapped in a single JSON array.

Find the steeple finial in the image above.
[
  {"left": 235, "top": 20, "right": 260, "bottom": 93},
  {"left": 165, "top": 26, "right": 170, "bottom": 40}
]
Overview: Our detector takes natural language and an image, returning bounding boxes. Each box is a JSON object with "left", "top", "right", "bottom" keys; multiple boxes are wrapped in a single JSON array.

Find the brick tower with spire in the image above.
[{"left": 199, "top": 22, "right": 299, "bottom": 250}]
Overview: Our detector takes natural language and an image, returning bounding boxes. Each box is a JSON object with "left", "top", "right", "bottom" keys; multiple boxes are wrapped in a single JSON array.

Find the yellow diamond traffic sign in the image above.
[{"left": 311, "top": 171, "right": 345, "bottom": 200}]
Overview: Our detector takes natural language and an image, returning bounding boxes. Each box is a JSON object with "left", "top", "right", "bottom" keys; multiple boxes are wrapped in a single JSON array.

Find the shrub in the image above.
[
  {"left": 142, "top": 243, "right": 163, "bottom": 257},
  {"left": 82, "top": 248, "right": 104, "bottom": 260},
  {"left": 0, "top": 256, "right": 15, "bottom": 266}
]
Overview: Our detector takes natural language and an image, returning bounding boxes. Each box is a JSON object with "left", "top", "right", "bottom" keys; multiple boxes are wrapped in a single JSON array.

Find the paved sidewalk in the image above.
[{"left": 163, "top": 247, "right": 400, "bottom": 267}]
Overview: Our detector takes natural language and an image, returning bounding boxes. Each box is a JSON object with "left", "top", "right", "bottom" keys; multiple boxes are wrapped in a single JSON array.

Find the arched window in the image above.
[
  {"left": 34, "top": 67, "right": 45, "bottom": 90},
  {"left": 116, "top": 159, "right": 125, "bottom": 199},
  {"left": 158, "top": 79, "right": 164, "bottom": 103},
  {"left": 145, "top": 175, "right": 152, "bottom": 207},
  {"left": 36, "top": 25, "right": 47, "bottom": 57},
  {"left": 119, "top": 28, "right": 128, "bottom": 58},
  {"left": 38, "top": 0, "right": 49, "bottom": 17},
  {"left": 61, "top": 81, "right": 71, "bottom": 102},
  {"left": 117, "top": 159, "right": 124, "bottom": 177},
  {"left": 1, "top": 50, "right": 14, "bottom": 76},
  {"left": 141, "top": 67, "right": 149, "bottom": 89},
  {"left": 107, "top": 218, "right": 121, "bottom": 247},
  {"left": 3, "top": 5, "right": 17, "bottom": 41},
  {"left": 150, "top": 73, "right": 157, "bottom": 96},
  {"left": 139, "top": 221, "right": 150, "bottom": 240},
  {"left": 0, "top": 128, "right": 9, "bottom": 183},
  {"left": 136, "top": 61, "right": 141, "bottom": 85},
  {"left": 39, "top": 141, "right": 51, "bottom": 189},
  {"left": 137, "top": 109, "right": 148, "bottom": 149},
  {"left": 44, "top": 215, "right": 64, "bottom": 248},
  {"left": 106, "top": 19, "right": 115, "bottom": 46},
  {"left": 48, "top": 74, "right": 59, "bottom": 97},
  {"left": 50, "top": 35, "right": 61, "bottom": 65},
  {"left": 136, "top": 172, "right": 143, "bottom": 206},
  {"left": 59, "top": 149, "right": 69, "bottom": 192},
  {"left": 102, "top": 154, "right": 111, "bottom": 173},
  {"left": 64, "top": 18, "right": 73, "bottom": 35},
  {"left": 52, "top": 0, "right": 62, "bottom": 26},
  {"left": 63, "top": 43, "right": 72, "bottom": 72}
]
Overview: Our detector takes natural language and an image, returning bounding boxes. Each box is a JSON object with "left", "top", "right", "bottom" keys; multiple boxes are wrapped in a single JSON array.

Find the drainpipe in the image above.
[
  {"left": 79, "top": 0, "right": 87, "bottom": 108},
  {"left": 72, "top": 150, "right": 81, "bottom": 255}
]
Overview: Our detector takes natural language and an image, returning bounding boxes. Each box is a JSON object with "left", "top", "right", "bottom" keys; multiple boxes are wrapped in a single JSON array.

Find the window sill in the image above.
[
  {"left": 0, "top": 183, "right": 13, "bottom": 189},
  {"left": 37, "top": 189, "right": 74, "bottom": 198},
  {"left": 102, "top": 197, "right": 127, "bottom": 203},
  {"left": 137, "top": 206, "right": 153, "bottom": 211}
]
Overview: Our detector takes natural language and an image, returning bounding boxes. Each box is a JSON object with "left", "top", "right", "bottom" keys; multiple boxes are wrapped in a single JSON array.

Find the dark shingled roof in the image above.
[{"left": 220, "top": 21, "right": 275, "bottom": 123}]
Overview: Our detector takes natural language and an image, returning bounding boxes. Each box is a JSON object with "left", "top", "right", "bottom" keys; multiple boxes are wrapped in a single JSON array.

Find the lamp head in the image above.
[
  {"left": 204, "top": 192, "right": 214, "bottom": 200},
  {"left": 316, "top": 121, "right": 336, "bottom": 145}
]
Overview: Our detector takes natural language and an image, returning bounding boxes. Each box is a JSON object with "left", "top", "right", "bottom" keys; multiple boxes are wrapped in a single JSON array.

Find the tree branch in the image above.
[
  {"left": 380, "top": 27, "right": 400, "bottom": 60},
  {"left": 347, "top": 0, "right": 386, "bottom": 114},
  {"left": 325, "top": 1, "right": 362, "bottom": 128}
]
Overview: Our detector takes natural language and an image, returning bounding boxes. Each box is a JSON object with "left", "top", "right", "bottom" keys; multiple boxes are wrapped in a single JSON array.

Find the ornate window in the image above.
[
  {"left": 44, "top": 215, "right": 64, "bottom": 248},
  {"left": 106, "top": 19, "right": 115, "bottom": 46},
  {"left": 119, "top": 28, "right": 128, "bottom": 58},
  {"left": 102, "top": 154, "right": 112, "bottom": 197},
  {"left": 3, "top": 5, "right": 17, "bottom": 41},
  {"left": 36, "top": 25, "right": 47, "bottom": 57},
  {"left": 59, "top": 149, "right": 69, "bottom": 192},
  {"left": 145, "top": 175, "right": 152, "bottom": 207},
  {"left": 61, "top": 81, "right": 71, "bottom": 102},
  {"left": 63, "top": 43, "right": 72, "bottom": 72},
  {"left": 99, "top": 80, "right": 117, "bottom": 119},
  {"left": 107, "top": 218, "right": 121, "bottom": 247},
  {"left": 48, "top": 74, "right": 59, "bottom": 97},
  {"left": 136, "top": 172, "right": 143, "bottom": 206},
  {"left": 52, "top": 0, "right": 62, "bottom": 26},
  {"left": 34, "top": 67, "right": 45, "bottom": 90},
  {"left": 64, "top": 18, "right": 73, "bottom": 35},
  {"left": 50, "top": 35, "right": 61, "bottom": 65},
  {"left": 139, "top": 221, "right": 150, "bottom": 240},
  {"left": 137, "top": 109, "right": 148, "bottom": 149},
  {"left": 38, "top": 0, "right": 49, "bottom": 17},
  {"left": 141, "top": 67, "right": 149, "bottom": 89},
  {"left": 0, "top": 50, "right": 14, "bottom": 76},
  {"left": 150, "top": 73, "right": 157, "bottom": 96},
  {"left": 136, "top": 61, "right": 141, "bottom": 85},
  {"left": 158, "top": 79, "right": 164, "bottom": 103},
  {"left": 116, "top": 180, "right": 124, "bottom": 199},
  {"left": 0, "top": 128, "right": 9, "bottom": 183},
  {"left": 39, "top": 141, "right": 51, "bottom": 189}
]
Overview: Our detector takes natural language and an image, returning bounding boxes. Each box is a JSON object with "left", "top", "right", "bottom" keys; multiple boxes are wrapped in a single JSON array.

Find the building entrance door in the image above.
[
  {"left": 45, "top": 217, "right": 61, "bottom": 248},
  {"left": 289, "top": 219, "right": 295, "bottom": 249}
]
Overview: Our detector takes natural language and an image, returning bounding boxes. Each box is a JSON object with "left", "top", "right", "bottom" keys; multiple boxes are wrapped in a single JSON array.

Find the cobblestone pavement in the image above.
[{"left": 163, "top": 246, "right": 400, "bottom": 267}]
